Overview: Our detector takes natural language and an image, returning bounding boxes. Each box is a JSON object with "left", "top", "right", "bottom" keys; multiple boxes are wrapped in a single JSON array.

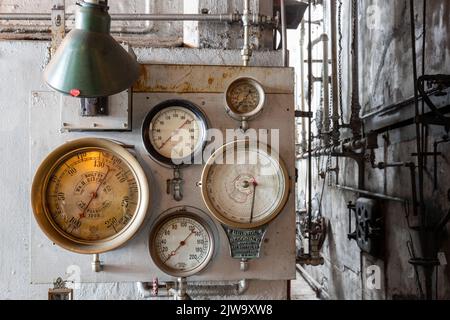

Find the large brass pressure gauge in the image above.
[
  {"left": 200, "top": 140, "right": 290, "bottom": 230},
  {"left": 225, "top": 77, "right": 265, "bottom": 130},
  {"left": 31, "top": 138, "right": 150, "bottom": 254},
  {"left": 149, "top": 207, "right": 216, "bottom": 277}
]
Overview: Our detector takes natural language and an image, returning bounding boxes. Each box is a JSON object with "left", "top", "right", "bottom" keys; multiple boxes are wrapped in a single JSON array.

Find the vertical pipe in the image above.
[
  {"left": 307, "top": 0, "right": 313, "bottom": 256},
  {"left": 330, "top": 0, "right": 340, "bottom": 146},
  {"left": 144, "top": 0, "right": 152, "bottom": 32},
  {"left": 281, "top": 0, "right": 288, "bottom": 67},
  {"left": 242, "top": 0, "right": 251, "bottom": 66},
  {"left": 409, "top": 0, "right": 430, "bottom": 300},
  {"left": 322, "top": 34, "right": 330, "bottom": 146},
  {"left": 350, "top": 0, "right": 362, "bottom": 138},
  {"left": 300, "top": 22, "right": 308, "bottom": 152}
]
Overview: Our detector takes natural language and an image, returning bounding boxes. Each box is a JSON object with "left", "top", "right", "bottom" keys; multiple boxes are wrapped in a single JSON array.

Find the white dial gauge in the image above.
[
  {"left": 149, "top": 209, "right": 215, "bottom": 277},
  {"left": 142, "top": 100, "right": 208, "bottom": 166},
  {"left": 31, "top": 138, "right": 150, "bottom": 254},
  {"left": 225, "top": 77, "right": 265, "bottom": 120},
  {"left": 201, "top": 140, "right": 290, "bottom": 229}
]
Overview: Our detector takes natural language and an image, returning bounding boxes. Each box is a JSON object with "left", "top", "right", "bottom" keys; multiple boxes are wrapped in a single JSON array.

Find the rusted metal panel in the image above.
[{"left": 134, "top": 64, "right": 295, "bottom": 94}]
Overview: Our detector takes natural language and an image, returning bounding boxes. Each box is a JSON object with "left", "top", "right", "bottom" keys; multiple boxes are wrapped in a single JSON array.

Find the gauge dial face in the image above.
[
  {"left": 142, "top": 100, "right": 208, "bottom": 166},
  {"left": 45, "top": 148, "right": 139, "bottom": 241},
  {"left": 150, "top": 214, "right": 214, "bottom": 277},
  {"left": 32, "top": 138, "right": 149, "bottom": 254},
  {"left": 225, "top": 78, "right": 265, "bottom": 118},
  {"left": 201, "top": 141, "right": 289, "bottom": 229}
]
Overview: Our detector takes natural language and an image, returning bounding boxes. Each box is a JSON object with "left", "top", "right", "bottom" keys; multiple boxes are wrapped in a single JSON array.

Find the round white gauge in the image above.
[
  {"left": 201, "top": 140, "right": 290, "bottom": 229},
  {"left": 142, "top": 100, "right": 208, "bottom": 166},
  {"left": 149, "top": 209, "right": 215, "bottom": 277},
  {"left": 31, "top": 138, "right": 150, "bottom": 254},
  {"left": 225, "top": 77, "right": 265, "bottom": 120}
]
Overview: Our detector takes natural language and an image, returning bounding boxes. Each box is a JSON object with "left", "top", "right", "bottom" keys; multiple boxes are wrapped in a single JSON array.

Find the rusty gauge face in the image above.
[
  {"left": 149, "top": 207, "right": 215, "bottom": 277},
  {"left": 201, "top": 140, "right": 290, "bottom": 229},
  {"left": 225, "top": 77, "right": 265, "bottom": 121},
  {"left": 142, "top": 100, "right": 208, "bottom": 167},
  {"left": 31, "top": 138, "right": 150, "bottom": 254}
]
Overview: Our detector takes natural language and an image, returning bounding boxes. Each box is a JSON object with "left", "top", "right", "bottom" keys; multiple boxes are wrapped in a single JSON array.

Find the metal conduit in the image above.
[{"left": 0, "top": 13, "right": 278, "bottom": 24}]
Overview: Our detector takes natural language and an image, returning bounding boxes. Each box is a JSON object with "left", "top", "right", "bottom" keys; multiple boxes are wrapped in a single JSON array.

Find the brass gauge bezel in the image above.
[
  {"left": 225, "top": 77, "right": 266, "bottom": 121},
  {"left": 200, "top": 140, "right": 290, "bottom": 230},
  {"left": 31, "top": 138, "right": 150, "bottom": 254},
  {"left": 149, "top": 207, "right": 216, "bottom": 278}
]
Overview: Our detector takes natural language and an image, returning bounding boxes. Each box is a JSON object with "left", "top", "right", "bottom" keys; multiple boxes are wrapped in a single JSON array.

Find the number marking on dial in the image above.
[
  {"left": 152, "top": 215, "right": 213, "bottom": 275},
  {"left": 202, "top": 142, "right": 289, "bottom": 229},
  {"left": 149, "top": 107, "right": 201, "bottom": 160},
  {"left": 45, "top": 149, "right": 140, "bottom": 242}
]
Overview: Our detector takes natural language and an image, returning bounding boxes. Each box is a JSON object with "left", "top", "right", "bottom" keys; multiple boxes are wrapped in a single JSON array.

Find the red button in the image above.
[{"left": 70, "top": 89, "right": 81, "bottom": 97}]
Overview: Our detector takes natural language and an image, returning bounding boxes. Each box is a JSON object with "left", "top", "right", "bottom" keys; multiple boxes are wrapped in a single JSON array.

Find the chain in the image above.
[{"left": 338, "top": 0, "right": 344, "bottom": 125}]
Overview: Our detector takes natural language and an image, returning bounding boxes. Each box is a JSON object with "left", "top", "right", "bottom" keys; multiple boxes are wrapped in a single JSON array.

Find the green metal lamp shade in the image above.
[{"left": 44, "top": 1, "right": 140, "bottom": 98}]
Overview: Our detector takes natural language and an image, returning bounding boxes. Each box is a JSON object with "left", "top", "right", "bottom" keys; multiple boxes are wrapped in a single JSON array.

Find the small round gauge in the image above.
[
  {"left": 225, "top": 77, "right": 265, "bottom": 120},
  {"left": 201, "top": 140, "right": 290, "bottom": 229},
  {"left": 142, "top": 100, "right": 208, "bottom": 166},
  {"left": 31, "top": 138, "right": 150, "bottom": 254},
  {"left": 149, "top": 209, "right": 215, "bottom": 277}
]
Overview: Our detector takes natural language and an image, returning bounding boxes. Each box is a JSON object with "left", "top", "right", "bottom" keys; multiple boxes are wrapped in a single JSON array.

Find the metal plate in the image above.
[
  {"left": 30, "top": 65, "right": 296, "bottom": 283},
  {"left": 224, "top": 226, "right": 268, "bottom": 260},
  {"left": 60, "top": 89, "right": 132, "bottom": 132}
]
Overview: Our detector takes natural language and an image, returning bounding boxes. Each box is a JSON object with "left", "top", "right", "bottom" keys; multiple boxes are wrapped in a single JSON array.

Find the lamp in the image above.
[{"left": 44, "top": 0, "right": 140, "bottom": 98}]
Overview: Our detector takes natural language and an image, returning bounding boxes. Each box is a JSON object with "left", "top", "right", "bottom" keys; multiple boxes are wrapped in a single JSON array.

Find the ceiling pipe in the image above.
[{"left": 0, "top": 12, "right": 282, "bottom": 24}]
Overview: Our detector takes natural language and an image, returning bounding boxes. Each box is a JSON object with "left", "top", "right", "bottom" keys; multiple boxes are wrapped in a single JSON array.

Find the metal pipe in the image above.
[
  {"left": 299, "top": 21, "right": 308, "bottom": 152},
  {"left": 0, "top": 13, "right": 240, "bottom": 22},
  {"left": 144, "top": 0, "right": 152, "bottom": 32},
  {"left": 335, "top": 185, "right": 407, "bottom": 203},
  {"left": 241, "top": 0, "right": 251, "bottom": 66},
  {"left": 281, "top": 0, "right": 288, "bottom": 66},
  {"left": 350, "top": 0, "right": 362, "bottom": 138},
  {"left": 330, "top": 0, "right": 340, "bottom": 146},
  {"left": 91, "top": 254, "right": 102, "bottom": 272},
  {"left": 298, "top": 138, "right": 366, "bottom": 190},
  {"left": 307, "top": 0, "right": 313, "bottom": 258},
  {"left": 137, "top": 279, "right": 249, "bottom": 299},
  {"left": 322, "top": 34, "right": 330, "bottom": 146},
  {"left": 0, "top": 12, "right": 281, "bottom": 24},
  {"left": 296, "top": 264, "right": 330, "bottom": 300},
  {"left": 361, "top": 88, "right": 440, "bottom": 120}
]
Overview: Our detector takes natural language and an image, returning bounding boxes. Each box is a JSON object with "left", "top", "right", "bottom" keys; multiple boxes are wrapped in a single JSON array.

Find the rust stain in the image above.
[
  {"left": 208, "top": 77, "right": 214, "bottom": 85},
  {"left": 133, "top": 64, "right": 150, "bottom": 92}
]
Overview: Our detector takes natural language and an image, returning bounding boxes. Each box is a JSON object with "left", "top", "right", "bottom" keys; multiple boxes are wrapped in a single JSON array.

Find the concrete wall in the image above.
[{"left": 293, "top": 0, "right": 450, "bottom": 300}]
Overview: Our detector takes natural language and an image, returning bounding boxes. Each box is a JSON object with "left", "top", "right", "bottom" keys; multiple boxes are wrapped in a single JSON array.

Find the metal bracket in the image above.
[
  {"left": 48, "top": 277, "right": 73, "bottom": 300},
  {"left": 50, "top": 1, "right": 65, "bottom": 56},
  {"left": 295, "top": 111, "right": 314, "bottom": 118},
  {"left": 223, "top": 225, "right": 267, "bottom": 272},
  {"left": 167, "top": 167, "right": 183, "bottom": 202},
  {"left": 81, "top": 97, "right": 109, "bottom": 117},
  {"left": 347, "top": 198, "right": 382, "bottom": 257}
]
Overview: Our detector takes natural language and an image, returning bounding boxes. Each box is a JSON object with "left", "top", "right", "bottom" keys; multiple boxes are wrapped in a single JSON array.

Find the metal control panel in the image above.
[{"left": 30, "top": 64, "right": 295, "bottom": 283}]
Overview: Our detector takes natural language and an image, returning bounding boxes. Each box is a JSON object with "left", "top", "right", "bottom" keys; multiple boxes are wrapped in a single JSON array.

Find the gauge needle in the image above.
[
  {"left": 250, "top": 179, "right": 258, "bottom": 223},
  {"left": 79, "top": 166, "right": 111, "bottom": 219},
  {"left": 164, "top": 229, "right": 196, "bottom": 263},
  {"left": 158, "top": 119, "right": 191, "bottom": 151}
]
